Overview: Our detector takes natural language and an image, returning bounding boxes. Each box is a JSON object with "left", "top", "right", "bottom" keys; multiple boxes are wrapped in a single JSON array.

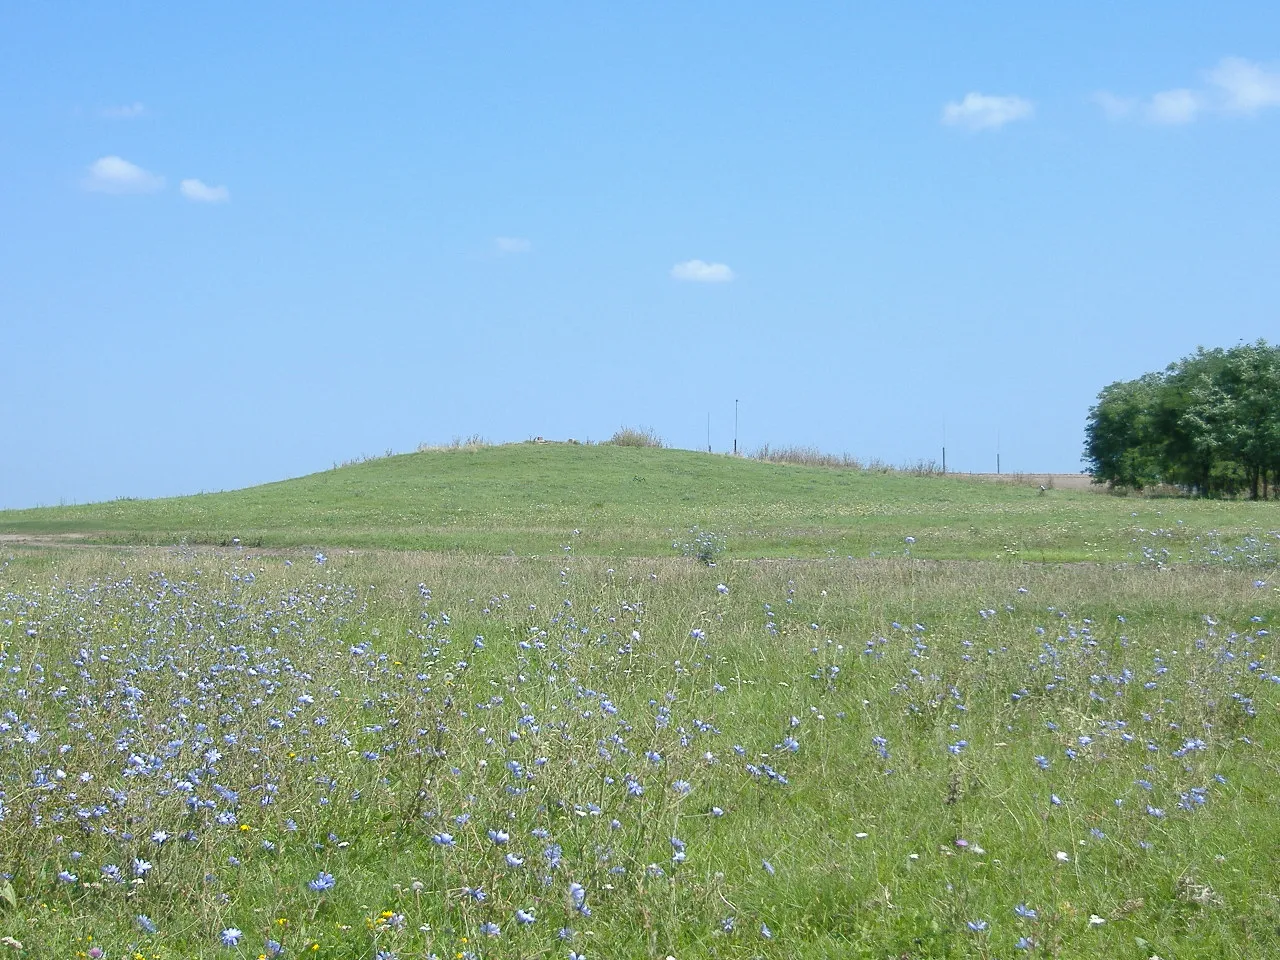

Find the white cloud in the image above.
[
  {"left": 1101, "top": 58, "right": 1280, "bottom": 126},
  {"left": 1206, "top": 57, "right": 1280, "bottom": 114},
  {"left": 495, "top": 236, "right": 532, "bottom": 254},
  {"left": 941, "top": 92, "right": 1034, "bottom": 131},
  {"left": 1147, "top": 88, "right": 1203, "bottom": 125},
  {"left": 82, "top": 155, "right": 164, "bottom": 194},
  {"left": 101, "top": 102, "right": 146, "bottom": 119},
  {"left": 180, "top": 178, "right": 230, "bottom": 203},
  {"left": 671, "top": 260, "right": 734, "bottom": 283},
  {"left": 1092, "top": 91, "right": 1137, "bottom": 120}
]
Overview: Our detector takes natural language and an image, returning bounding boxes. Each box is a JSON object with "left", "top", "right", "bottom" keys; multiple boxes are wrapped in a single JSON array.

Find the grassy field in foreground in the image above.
[
  {"left": 1, "top": 444, "right": 1278, "bottom": 562},
  {"left": 0, "top": 548, "right": 1276, "bottom": 959}
]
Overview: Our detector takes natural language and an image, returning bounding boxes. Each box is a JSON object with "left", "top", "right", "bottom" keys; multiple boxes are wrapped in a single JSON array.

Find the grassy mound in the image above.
[{"left": 1, "top": 443, "right": 1276, "bottom": 561}]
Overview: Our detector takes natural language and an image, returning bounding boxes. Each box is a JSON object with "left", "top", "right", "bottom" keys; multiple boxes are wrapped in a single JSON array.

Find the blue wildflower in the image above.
[{"left": 308, "top": 871, "right": 336, "bottom": 892}]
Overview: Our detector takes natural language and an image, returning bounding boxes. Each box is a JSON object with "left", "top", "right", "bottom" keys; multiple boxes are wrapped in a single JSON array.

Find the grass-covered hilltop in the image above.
[
  {"left": 1, "top": 444, "right": 1277, "bottom": 959},
  {"left": 2, "top": 442, "right": 1277, "bottom": 562}
]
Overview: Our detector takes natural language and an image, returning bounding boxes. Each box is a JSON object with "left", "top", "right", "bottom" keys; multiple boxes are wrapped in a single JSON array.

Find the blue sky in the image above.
[{"left": 3, "top": 3, "right": 1279, "bottom": 508}]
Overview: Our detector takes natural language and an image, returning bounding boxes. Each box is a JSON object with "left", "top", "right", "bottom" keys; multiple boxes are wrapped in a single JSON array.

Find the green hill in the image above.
[{"left": 1, "top": 443, "right": 1274, "bottom": 560}]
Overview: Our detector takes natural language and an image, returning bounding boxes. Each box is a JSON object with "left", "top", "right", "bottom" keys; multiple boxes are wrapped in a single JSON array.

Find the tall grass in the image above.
[
  {"left": 333, "top": 449, "right": 397, "bottom": 469},
  {"left": 751, "top": 444, "right": 945, "bottom": 476},
  {"left": 607, "top": 426, "right": 664, "bottom": 448},
  {"left": 1, "top": 548, "right": 1276, "bottom": 957},
  {"left": 751, "top": 444, "right": 864, "bottom": 469},
  {"left": 417, "top": 434, "right": 490, "bottom": 453}
]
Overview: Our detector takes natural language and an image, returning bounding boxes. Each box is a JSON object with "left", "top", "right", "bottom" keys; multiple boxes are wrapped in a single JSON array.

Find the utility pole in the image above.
[
  {"left": 942, "top": 419, "right": 947, "bottom": 475},
  {"left": 733, "top": 400, "right": 739, "bottom": 456}
]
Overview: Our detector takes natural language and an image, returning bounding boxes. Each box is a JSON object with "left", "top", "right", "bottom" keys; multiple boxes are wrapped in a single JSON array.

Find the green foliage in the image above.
[{"left": 1085, "top": 340, "right": 1280, "bottom": 498}]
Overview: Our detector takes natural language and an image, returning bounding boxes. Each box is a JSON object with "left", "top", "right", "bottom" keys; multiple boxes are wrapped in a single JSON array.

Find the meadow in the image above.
[{"left": 0, "top": 447, "right": 1277, "bottom": 959}]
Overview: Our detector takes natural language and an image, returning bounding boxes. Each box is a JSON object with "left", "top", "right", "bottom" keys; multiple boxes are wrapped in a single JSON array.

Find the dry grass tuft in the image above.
[{"left": 607, "top": 426, "right": 664, "bottom": 447}]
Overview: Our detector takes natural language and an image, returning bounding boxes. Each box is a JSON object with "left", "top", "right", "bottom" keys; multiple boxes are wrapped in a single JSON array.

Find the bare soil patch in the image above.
[{"left": 0, "top": 532, "right": 96, "bottom": 548}]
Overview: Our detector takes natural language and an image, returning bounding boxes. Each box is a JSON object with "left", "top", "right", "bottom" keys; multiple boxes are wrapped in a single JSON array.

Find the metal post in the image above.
[{"left": 733, "top": 400, "right": 739, "bottom": 455}]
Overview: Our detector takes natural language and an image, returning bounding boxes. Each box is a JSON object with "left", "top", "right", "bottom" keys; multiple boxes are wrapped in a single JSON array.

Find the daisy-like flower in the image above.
[{"left": 308, "top": 871, "right": 336, "bottom": 892}]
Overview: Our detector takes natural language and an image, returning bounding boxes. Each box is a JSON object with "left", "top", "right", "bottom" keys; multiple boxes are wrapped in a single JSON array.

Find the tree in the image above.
[
  {"left": 1084, "top": 375, "right": 1162, "bottom": 490},
  {"left": 1083, "top": 340, "right": 1280, "bottom": 498}
]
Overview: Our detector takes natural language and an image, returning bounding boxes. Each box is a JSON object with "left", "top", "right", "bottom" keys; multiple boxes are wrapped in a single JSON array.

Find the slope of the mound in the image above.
[{"left": 0, "top": 444, "right": 1272, "bottom": 560}]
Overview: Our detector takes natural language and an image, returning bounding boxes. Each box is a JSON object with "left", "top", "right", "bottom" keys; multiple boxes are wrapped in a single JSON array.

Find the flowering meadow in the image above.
[{"left": 0, "top": 547, "right": 1276, "bottom": 958}]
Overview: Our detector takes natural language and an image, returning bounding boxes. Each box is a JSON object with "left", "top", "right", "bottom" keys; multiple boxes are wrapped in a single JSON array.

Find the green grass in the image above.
[
  {"left": 1, "top": 444, "right": 1276, "bottom": 561},
  {"left": 1, "top": 445, "right": 1277, "bottom": 957},
  {"left": 0, "top": 549, "right": 1276, "bottom": 959}
]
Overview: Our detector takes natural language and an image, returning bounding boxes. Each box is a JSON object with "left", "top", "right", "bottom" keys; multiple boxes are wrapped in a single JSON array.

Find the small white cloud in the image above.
[
  {"left": 941, "top": 92, "right": 1034, "bottom": 131},
  {"left": 671, "top": 260, "right": 734, "bottom": 283},
  {"left": 1105, "top": 58, "right": 1280, "bottom": 127},
  {"left": 101, "top": 102, "right": 146, "bottom": 119},
  {"left": 1206, "top": 57, "right": 1280, "bottom": 114},
  {"left": 1092, "top": 91, "right": 1137, "bottom": 120},
  {"left": 82, "top": 155, "right": 165, "bottom": 194},
  {"left": 495, "top": 236, "right": 532, "bottom": 254},
  {"left": 180, "top": 178, "right": 230, "bottom": 203},
  {"left": 1147, "top": 88, "right": 1203, "bottom": 125}
]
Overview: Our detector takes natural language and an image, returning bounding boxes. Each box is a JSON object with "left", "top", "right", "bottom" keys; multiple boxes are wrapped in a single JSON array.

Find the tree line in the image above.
[{"left": 1084, "top": 340, "right": 1280, "bottom": 498}]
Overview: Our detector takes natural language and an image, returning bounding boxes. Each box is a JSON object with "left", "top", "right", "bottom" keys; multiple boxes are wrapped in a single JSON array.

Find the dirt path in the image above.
[{"left": 0, "top": 533, "right": 97, "bottom": 548}]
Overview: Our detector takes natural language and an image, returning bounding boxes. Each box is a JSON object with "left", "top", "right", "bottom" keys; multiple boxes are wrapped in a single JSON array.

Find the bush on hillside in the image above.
[
  {"left": 673, "top": 526, "right": 726, "bottom": 565},
  {"left": 608, "top": 426, "right": 664, "bottom": 448}
]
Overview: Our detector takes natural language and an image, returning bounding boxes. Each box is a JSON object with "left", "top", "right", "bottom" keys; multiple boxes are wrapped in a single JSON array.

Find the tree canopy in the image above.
[{"left": 1084, "top": 340, "right": 1280, "bottom": 498}]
